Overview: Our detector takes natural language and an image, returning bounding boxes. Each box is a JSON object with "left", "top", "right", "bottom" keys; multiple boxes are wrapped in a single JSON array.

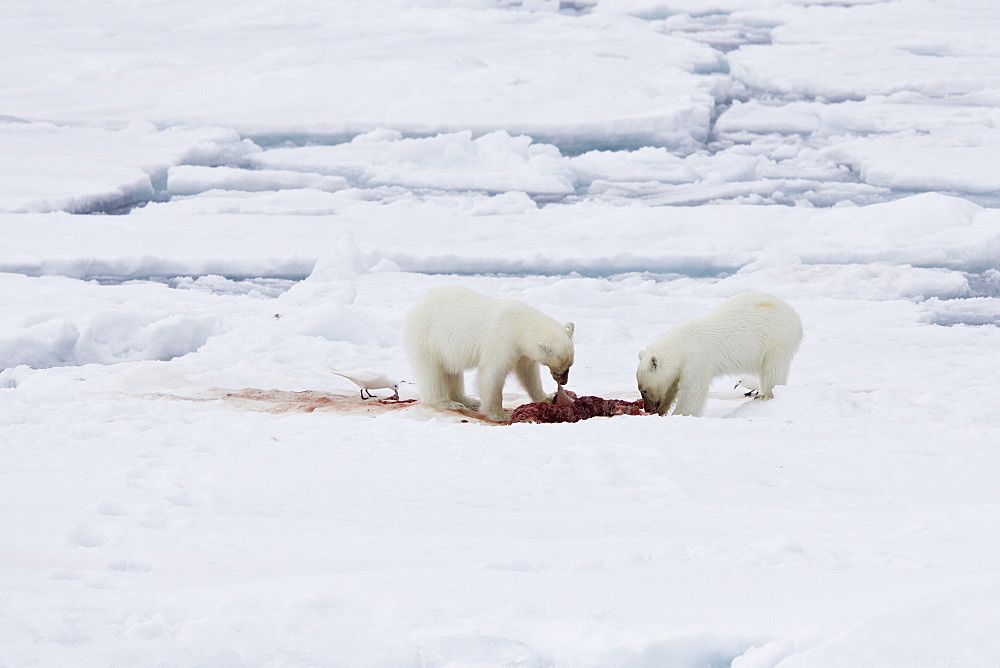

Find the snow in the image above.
[{"left": 2, "top": 0, "right": 1000, "bottom": 665}]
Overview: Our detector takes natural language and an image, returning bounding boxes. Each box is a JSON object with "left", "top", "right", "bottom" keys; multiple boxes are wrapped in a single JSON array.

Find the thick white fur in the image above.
[
  {"left": 404, "top": 287, "right": 575, "bottom": 422},
  {"left": 637, "top": 291, "right": 802, "bottom": 417}
]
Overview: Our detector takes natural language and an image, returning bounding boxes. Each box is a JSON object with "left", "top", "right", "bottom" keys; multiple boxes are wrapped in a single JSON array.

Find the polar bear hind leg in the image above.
[
  {"left": 411, "top": 357, "right": 478, "bottom": 412},
  {"left": 444, "top": 371, "right": 480, "bottom": 410},
  {"left": 757, "top": 347, "right": 796, "bottom": 400}
]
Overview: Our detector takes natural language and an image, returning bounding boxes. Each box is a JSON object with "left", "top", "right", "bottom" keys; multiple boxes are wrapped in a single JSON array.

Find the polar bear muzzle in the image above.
[{"left": 639, "top": 375, "right": 679, "bottom": 416}]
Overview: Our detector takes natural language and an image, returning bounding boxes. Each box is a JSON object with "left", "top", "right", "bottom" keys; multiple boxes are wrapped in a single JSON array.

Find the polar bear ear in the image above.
[{"left": 564, "top": 322, "right": 574, "bottom": 339}]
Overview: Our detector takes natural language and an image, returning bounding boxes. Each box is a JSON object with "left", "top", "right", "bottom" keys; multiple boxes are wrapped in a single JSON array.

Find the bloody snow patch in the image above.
[
  {"left": 450, "top": 408, "right": 506, "bottom": 425},
  {"left": 508, "top": 392, "right": 646, "bottom": 424},
  {"left": 146, "top": 389, "right": 416, "bottom": 415},
  {"left": 142, "top": 388, "right": 644, "bottom": 424},
  {"left": 217, "top": 389, "right": 417, "bottom": 414}
]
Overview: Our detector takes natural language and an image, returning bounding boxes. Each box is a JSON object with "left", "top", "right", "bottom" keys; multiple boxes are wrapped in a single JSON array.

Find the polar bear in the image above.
[
  {"left": 404, "top": 286, "right": 575, "bottom": 422},
  {"left": 637, "top": 291, "right": 802, "bottom": 417}
]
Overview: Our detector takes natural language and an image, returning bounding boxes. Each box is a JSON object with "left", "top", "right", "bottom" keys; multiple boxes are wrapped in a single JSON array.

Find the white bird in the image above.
[{"left": 330, "top": 368, "right": 401, "bottom": 400}]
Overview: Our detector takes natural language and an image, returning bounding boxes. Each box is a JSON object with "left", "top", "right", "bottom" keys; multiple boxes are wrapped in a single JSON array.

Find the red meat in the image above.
[{"left": 508, "top": 389, "right": 644, "bottom": 424}]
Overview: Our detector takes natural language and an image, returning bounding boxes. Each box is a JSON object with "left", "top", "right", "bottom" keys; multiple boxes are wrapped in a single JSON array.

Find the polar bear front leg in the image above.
[
  {"left": 514, "top": 357, "right": 548, "bottom": 404},
  {"left": 672, "top": 380, "right": 710, "bottom": 417},
  {"left": 478, "top": 364, "right": 512, "bottom": 422}
]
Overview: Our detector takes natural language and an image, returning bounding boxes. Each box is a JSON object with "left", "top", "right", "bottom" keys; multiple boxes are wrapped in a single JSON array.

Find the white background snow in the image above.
[{"left": 2, "top": 0, "right": 1000, "bottom": 666}]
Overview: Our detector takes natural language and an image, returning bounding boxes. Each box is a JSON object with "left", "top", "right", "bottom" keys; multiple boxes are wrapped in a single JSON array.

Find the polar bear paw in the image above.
[
  {"left": 433, "top": 398, "right": 483, "bottom": 412},
  {"left": 484, "top": 408, "right": 512, "bottom": 423},
  {"left": 435, "top": 400, "right": 472, "bottom": 412}
]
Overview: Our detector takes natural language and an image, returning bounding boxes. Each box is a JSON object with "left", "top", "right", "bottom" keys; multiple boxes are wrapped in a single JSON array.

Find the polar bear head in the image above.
[
  {"left": 636, "top": 349, "right": 681, "bottom": 416},
  {"left": 538, "top": 322, "right": 575, "bottom": 385}
]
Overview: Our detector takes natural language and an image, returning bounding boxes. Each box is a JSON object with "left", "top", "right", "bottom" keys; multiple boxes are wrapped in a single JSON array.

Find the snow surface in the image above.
[{"left": 2, "top": 0, "right": 1000, "bottom": 666}]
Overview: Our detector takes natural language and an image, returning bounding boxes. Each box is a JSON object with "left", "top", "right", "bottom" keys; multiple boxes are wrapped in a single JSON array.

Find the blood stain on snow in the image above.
[
  {"left": 215, "top": 389, "right": 417, "bottom": 414},
  {"left": 143, "top": 388, "right": 645, "bottom": 424},
  {"left": 144, "top": 389, "right": 416, "bottom": 415}
]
